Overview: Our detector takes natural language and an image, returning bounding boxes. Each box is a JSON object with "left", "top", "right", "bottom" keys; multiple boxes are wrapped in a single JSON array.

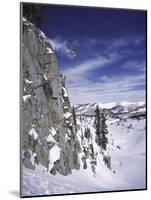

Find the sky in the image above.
[{"left": 40, "top": 4, "right": 146, "bottom": 104}]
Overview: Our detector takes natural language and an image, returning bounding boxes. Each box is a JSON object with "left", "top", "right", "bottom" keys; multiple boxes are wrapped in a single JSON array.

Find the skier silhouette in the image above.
[{"left": 70, "top": 49, "right": 77, "bottom": 58}]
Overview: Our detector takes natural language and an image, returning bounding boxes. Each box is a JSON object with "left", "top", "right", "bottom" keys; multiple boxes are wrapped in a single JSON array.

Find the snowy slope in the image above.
[
  {"left": 22, "top": 112, "right": 146, "bottom": 196},
  {"left": 107, "top": 118, "right": 146, "bottom": 189}
]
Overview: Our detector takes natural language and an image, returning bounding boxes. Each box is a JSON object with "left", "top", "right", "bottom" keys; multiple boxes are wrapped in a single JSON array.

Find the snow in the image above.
[
  {"left": 75, "top": 101, "right": 146, "bottom": 116},
  {"left": 64, "top": 112, "right": 72, "bottom": 119},
  {"left": 77, "top": 115, "right": 146, "bottom": 189},
  {"left": 22, "top": 104, "right": 146, "bottom": 196},
  {"left": 107, "top": 118, "right": 146, "bottom": 188},
  {"left": 39, "top": 30, "right": 54, "bottom": 54},
  {"left": 62, "top": 87, "right": 68, "bottom": 97},
  {"left": 47, "top": 134, "right": 56, "bottom": 143},
  {"left": 137, "top": 101, "right": 145, "bottom": 107},
  {"left": 22, "top": 163, "right": 119, "bottom": 197},
  {"left": 65, "top": 133, "right": 70, "bottom": 141},
  {"left": 98, "top": 102, "right": 117, "bottom": 109},
  {"left": 23, "top": 17, "right": 27, "bottom": 22},
  {"left": 47, "top": 127, "right": 57, "bottom": 142},
  {"left": 25, "top": 79, "right": 32, "bottom": 84},
  {"left": 62, "top": 97, "right": 64, "bottom": 103},
  {"left": 22, "top": 150, "right": 130, "bottom": 197},
  {"left": 131, "top": 109, "right": 145, "bottom": 113},
  {"left": 22, "top": 95, "right": 31, "bottom": 102},
  {"left": 40, "top": 31, "right": 47, "bottom": 40},
  {"left": 120, "top": 101, "right": 135, "bottom": 107},
  {"left": 43, "top": 74, "right": 48, "bottom": 80},
  {"left": 47, "top": 47, "right": 53, "bottom": 54},
  {"left": 120, "top": 101, "right": 145, "bottom": 107},
  {"left": 50, "top": 127, "right": 57, "bottom": 136},
  {"left": 22, "top": 164, "right": 102, "bottom": 197},
  {"left": 29, "top": 128, "right": 38, "bottom": 140},
  {"left": 22, "top": 17, "right": 33, "bottom": 26},
  {"left": 30, "top": 151, "right": 37, "bottom": 166},
  {"left": 49, "top": 145, "right": 60, "bottom": 164}
]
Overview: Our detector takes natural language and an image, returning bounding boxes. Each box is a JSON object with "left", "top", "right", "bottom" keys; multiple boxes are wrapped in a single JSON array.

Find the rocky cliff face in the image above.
[{"left": 21, "top": 18, "right": 80, "bottom": 176}]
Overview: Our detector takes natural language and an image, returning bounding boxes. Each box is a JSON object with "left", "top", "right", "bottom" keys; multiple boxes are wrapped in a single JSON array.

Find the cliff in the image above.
[{"left": 21, "top": 18, "right": 80, "bottom": 176}]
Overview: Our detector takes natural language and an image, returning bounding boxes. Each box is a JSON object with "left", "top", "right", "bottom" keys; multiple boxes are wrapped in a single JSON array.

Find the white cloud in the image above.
[
  {"left": 122, "top": 60, "right": 145, "bottom": 72},
  {"left": 111, "top": 38, "right": 128, "bottom": 48},
  {"left": 86, "top": 35, "right": 144, "bottom": 48},
  {"left": 63, "top": 56, "right": 110, "bottom": 83},
  {"left": 66, "top": 74, "right": 145, "bottom": 104},
  {"left": 109, "top": 36, "right": 145, "bottom": 50},
  {"left": 48, "top": 37, "right": 72, "bottom": 59},
  {"left": 63, "top": 52, "right": 120, "bottom": 84}
]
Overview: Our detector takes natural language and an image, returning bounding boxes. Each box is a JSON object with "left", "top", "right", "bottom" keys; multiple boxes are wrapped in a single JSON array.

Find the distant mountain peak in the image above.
[{"left": 75, "top": 101, "right": 145, "bottom": 116}]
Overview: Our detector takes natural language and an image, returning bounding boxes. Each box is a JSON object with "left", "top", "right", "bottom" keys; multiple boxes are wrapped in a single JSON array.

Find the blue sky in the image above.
[{"left": 40, "top": 5, "right": 146, "bottom": 104}]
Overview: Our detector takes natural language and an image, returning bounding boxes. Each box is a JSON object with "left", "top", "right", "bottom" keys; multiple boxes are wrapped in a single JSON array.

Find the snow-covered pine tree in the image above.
[
  {"left": 84, "top": 127, "right": 91, "bottom": 140},
  {"left": 100, "top": 109, "right": 108, "bottom": 151},
  {"left": 72, "top": 106, "right": 77, "bottom": 127},
  {"left": 94, "top": 105, "right": 101, "bottom": 147},
  {"left": 94, "top": 106, "right": 111, "bottom": 169},
  {"left": 94, "top": 106, "right": 108, "bottom": 151}
]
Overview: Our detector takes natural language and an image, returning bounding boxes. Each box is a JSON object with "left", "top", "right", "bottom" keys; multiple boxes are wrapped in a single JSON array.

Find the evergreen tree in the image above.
[
  {"left": 72, "top": 106, "right": 77, "bottom": 127},
  {"left": 22, "top": 3, "right": 48, "bottom": 26},
  {"left": 94, "top": 105, "right": 101, "bottom": 146},
  {"left": 84, "top": 127, "right": 91, "bottom": 140},
  {"left": 94, "top": 106, "right": 108, "bottom": 150},
  {"left": 100, "top": 110, "right": 108, "bottom": 150}
]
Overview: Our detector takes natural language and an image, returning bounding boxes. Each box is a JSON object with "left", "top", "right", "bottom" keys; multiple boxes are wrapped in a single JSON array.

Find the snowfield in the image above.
[
  {"left": 107, "top": 118, "right": 146, "bottom": 189},
  {"left": 22, "top": 112, "right": 146, "bottom": 196}
]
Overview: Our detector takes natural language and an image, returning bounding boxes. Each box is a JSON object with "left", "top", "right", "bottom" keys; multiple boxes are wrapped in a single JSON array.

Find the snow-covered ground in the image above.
[
  {"left": 22, "top": 115, "right": 146, "bottom": 196},
  {"left": 107, "top": 118, "right": 146, "bottom": 189}
]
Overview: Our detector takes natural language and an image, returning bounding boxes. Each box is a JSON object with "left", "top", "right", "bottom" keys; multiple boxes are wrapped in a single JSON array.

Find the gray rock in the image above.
[
  {"left": 23, "top": 150, "right": 31, "bottom": 159},
  {"left": 23, "top": 158, "right": 34, "bottom": 170},
  {"left": 21, "top": 18, "right": 80, "bottom": 175}
]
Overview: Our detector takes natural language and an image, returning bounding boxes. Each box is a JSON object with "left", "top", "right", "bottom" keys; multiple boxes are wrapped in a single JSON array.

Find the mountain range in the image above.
[{"left": 75, "top": 101, "right": 146, "bottom": 119}]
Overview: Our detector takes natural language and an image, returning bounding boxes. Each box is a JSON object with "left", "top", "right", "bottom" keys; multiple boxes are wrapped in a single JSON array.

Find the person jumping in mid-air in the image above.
[{"left": 70, "top": 49, "right": 77, "bottom": 58}]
